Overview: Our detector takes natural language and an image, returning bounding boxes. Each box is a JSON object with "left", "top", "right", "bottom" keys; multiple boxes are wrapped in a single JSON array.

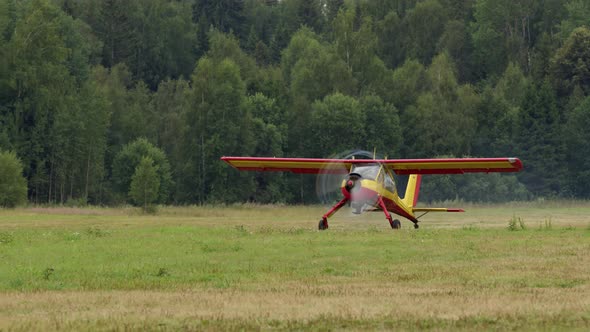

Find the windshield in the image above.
[{"left": 350, "top": 165, "right": 380, "bottom": 180}]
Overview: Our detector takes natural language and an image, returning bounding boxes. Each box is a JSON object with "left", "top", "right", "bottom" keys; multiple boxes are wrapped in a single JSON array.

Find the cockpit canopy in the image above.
[
  {"left": 350, "top": 164, "right": 380, "bottom": 180},
  {"left": 350, "top": 164, "right": 397, "bottom": 194}
]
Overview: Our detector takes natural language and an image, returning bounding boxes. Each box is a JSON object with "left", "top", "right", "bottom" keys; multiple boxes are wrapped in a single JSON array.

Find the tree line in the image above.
[{"left": 1, "top": 0, "right": 590, "bottom": 207}]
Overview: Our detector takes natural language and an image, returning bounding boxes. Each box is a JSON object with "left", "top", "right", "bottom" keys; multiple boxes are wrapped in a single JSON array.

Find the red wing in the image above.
[
  {"left": 220, "top": 156, "right": 359, "bottom": 174},
  {"left": 221, "top": 157, "right": 523, "bottom": 175},
  {"left": 381, "top": 157, "right": 523, "bottom": 174}
]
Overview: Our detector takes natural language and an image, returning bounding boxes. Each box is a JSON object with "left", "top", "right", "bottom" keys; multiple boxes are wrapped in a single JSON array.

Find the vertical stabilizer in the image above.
[{"left": 402, "top": 174, "right": 422, "bottom": 207}]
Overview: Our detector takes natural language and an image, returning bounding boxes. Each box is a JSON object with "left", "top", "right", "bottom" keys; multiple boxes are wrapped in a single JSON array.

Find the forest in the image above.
[{"left": 1, "top": 0, "right": 590, "bottom": 207}]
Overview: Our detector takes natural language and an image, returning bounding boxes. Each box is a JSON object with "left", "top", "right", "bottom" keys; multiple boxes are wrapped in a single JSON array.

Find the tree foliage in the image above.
[
  {"left": 1, "top": 0, "right": 588, "bottom": 204},
  {"left": 129, "top": 156, "right": 160, "bottom": 212},
  {"left": 0, "top": 150, "right": 27, "bottom": 207},
  {"left": 112, "top": 138, "right": 172, "bottom": 204}
]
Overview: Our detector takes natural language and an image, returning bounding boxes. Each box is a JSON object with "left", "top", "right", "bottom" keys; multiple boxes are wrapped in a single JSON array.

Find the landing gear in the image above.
[
  {"left": 377, "top": 196, "right": 400, "bottom": 231},
  {"left": 318, "top": 197, "right": 348, "bottom": 231},
  {"left": 318, "top": 218, "right": 329, "bottom": 230},
  {"left": 413, "top": 222, "right": 419, "bottom": 229}
]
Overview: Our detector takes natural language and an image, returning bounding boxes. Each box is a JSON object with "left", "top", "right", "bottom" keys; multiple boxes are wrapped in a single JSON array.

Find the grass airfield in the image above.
[{"left": 0, "top": 202, "right": 589, "bottom": 331}]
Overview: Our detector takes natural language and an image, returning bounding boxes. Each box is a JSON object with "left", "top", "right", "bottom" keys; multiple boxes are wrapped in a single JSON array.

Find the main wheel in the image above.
[
  {"left": 390, "top": 219, "right": 401, "bottom": 229},
  {"left": 318, "top": 218, "right": 328, "bottom": 230}
]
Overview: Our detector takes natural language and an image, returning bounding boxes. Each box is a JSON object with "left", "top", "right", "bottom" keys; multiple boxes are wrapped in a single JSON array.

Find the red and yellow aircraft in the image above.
[{"left": 221, "top": 156, "right": 523, "bottom": 230}]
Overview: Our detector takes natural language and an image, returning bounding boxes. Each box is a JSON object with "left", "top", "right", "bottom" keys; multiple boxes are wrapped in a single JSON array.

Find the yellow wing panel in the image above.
[
  {"left": 221, "top": 157, "right": 354, "bottom": 174},
  {"left": 383, "top": 158, "right": 522, "bottom": 174},
  {"left": 222, "top": 157, "right": 523, "bottom": 175}
]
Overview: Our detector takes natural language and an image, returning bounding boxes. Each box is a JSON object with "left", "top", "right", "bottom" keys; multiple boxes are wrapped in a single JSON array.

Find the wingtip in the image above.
[{"left": 508, "top": 157, "right": 523, "bottom": 171}]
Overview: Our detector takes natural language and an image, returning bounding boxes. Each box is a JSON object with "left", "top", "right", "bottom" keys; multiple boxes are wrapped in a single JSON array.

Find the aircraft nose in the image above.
[
  {"left": 344, "top": 173, "right": 361, "bottom": 193},
  {"left": 345, "top": 179, "right": 354, "bottom": 190}
]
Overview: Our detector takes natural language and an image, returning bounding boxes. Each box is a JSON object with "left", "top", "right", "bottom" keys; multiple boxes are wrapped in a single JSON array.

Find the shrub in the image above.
[
  {"left": 508, "top": 215, "right": 526, "bottom": 231},
  {"left": 129, "top": 156, "right": 160, "bottom": 213},
  {"left": 0, "top": 150, "right": 27, "bottom": 207}
]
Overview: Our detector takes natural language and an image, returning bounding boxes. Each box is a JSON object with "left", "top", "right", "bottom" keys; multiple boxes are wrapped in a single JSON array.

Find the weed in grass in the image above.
[
  {"left": 8, "top": 278, "right": 23, "bottom": 289},
  {"left": 201, "top": 244, "right": 214, "bottom": 253},
  {"left": 508, "top": 215, "right": 526, "bottom": 231},
  {"left": 85, "top": 227, "right": 110, "bottom": 238},
  {"left": 156, "top": 268, "right": 169, "bottom": 277},
  {"left": 538, "top": 217, "right": 553, "bottom": 230},
  {"left": 462, "top": 224, "right": 479, "bottom": 231},
  {"left": 42, "top": 268, "right": 54, "bottom": 280},
  {"left": 285, "top": 227, "right": 305, "bottom": 235},
  {"left": 234, "top": 225, "right": 250, "bottom": 236},
  {"left": 143, "top": 204, "right": 158, "bottom": 215},
  {"left": 0, "top": 231, "right": 13, "bottom": 244},
  {"left": 507, "top": 216, "right": 516, "bottom": 231},
  {"left": 64, "top": 231, "right": 81, "bottom": 242}
]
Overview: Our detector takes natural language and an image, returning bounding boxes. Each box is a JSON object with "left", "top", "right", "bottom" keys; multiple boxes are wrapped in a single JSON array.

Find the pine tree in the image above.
[{"left": 516, "top": 82, "right": 565, "bottom": 196}]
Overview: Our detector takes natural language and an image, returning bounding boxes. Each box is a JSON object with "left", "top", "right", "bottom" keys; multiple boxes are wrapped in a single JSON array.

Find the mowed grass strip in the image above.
[{"left": 0, "top": 204, "right": 589, "bottom": 330}]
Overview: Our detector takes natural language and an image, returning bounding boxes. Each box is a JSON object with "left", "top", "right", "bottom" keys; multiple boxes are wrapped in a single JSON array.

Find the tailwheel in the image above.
[
  {"left": 318, "top": 218, "right": 329, "bottom": 230},
  {"left": 390, "top": 219, "right": 401, "bottom": 229},
  {"left": 413, "top": 222, "right": 419, "bottom": 229}
]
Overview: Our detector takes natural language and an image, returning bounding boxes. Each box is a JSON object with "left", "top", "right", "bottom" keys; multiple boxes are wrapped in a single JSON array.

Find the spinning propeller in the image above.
[{"left": 315, "top": 150, "right": 383, "bottom": 216}]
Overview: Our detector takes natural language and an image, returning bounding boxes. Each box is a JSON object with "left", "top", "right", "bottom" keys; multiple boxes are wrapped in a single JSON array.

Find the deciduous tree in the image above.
[
  {"left": 129, "top": 156, "right": 160, "bottom": 212},
  {"left": 0, "top": 150, "right": 27, "bottom": 207}
]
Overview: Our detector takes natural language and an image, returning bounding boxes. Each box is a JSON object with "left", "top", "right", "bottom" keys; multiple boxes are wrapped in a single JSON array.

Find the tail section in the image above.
[{"left": 401, "top": 174, "right": 422, "bottom": 208}]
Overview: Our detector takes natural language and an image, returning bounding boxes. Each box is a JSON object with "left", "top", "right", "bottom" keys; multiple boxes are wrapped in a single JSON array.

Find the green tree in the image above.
[
  {"left": 95, "top": 64, "right": 157, "bottom": 157},
  {"left": 471, "top": 87, "right": 516, "bottom": 157},
  {"left": 151, "top": 78, "right": 190, "bottom": 201},
  {"left": 390, "top": 59, "right": 428, "bottom": 110},
  {"left": 132, "top": 0, "right": 197, "bottom": 88},
  {"left": 281, "top": 27, "right": 353, "bottom": 94},
  {"left": 95, "top": 0, "right": 139, "bottom": 68},
  {"left": 551, "top": 27, "right": 590, "bottom": 97},
  {"left": 245, "top": 93, "right": 289, "bottom": 203},
  {"left": 0, "top": 150, "right": 27, "bottom": 207},
  {"left": 516, "top": 82, "right": 565, "bottom": 196},
  {"left": 281, "top": 28, "right": 355, "bottom": 155},
  {"left": 403, "top": 0, "right": 448, "bottom": 65},
  {"left": 192, "top": 0, "right": 246, "bottom": 40},
  {"left": 421, "top": 173, "right": 530, "bottom": 203},
  {"left": 206, "top": 30, "right": 258, "bottom": 91},
  {"left": 436, "top": 20, "right": 472, "bottom": 81},
  {"left": 112, "top": 138, "right": 172, "bottom": 204},
  {"left": 375, "top": 11, "right": 405, "bottom": 69},
  {"left": 6, "top": 0, "right": 91, "bottom": 203},
  {"left": 565, "top": 96, "right": 590, "bottom": 197},
  {"left": 129, "top": 156, "right": 160, "bottom": 212},
  {"left": 332, "top": 7, "right": 388, "bottom": 93},
  {"left": 401, "top": 53, "right": 477, "bottom": 157},
  {"left": 558, "top": 0, "right": 590, "bottom": 41},
  {"left": 308, "top": 93, "right": 365, "bottom": 157},
  {"left": 470, "top": 0, "right": 538, "bottom": 78},
  {"left": 301, "top": 0, "right": 324, "bottom": 31},
  {"left": 181, "top": 57, "right": 254, "bottom": 203},
  {"left": 494, "top": 62, "right": 529, "bottom": 108},
  {"left": 325, "top": 0, "right": 344, "bottom": 24},
  {"left": 360, "top": 95, "right": 402, "bottom": 158}
]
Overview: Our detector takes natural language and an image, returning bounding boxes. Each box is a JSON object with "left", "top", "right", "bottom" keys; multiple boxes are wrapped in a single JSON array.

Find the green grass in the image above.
[{"left": 1, "top": 204, "right": 589, "bottom": 331}]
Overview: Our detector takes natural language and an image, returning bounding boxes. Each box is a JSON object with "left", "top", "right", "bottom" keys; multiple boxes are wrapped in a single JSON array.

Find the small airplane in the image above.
[{"left": 221, "top": 155, "right": 523, "bottom": 230}]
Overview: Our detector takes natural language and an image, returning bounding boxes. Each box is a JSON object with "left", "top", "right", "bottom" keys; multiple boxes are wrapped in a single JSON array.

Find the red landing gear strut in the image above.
[
  {"left": 376, "top": 196, "right": 401, "bottom": 229},
  {"left": 318, "top": 197, "right": 349, "bottom": 230}
]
